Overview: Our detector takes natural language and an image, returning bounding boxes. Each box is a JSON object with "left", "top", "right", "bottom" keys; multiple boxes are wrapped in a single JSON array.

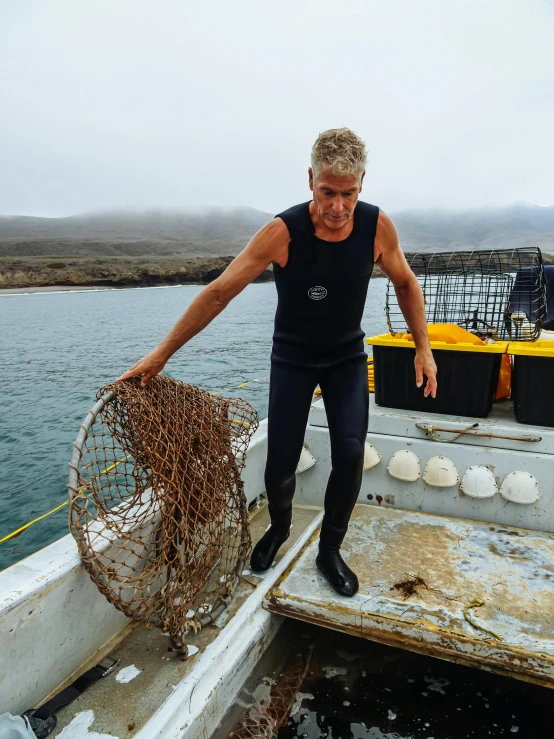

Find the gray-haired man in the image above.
[{"left": 118, "top": 128, "right": 437, "bottom": 596}]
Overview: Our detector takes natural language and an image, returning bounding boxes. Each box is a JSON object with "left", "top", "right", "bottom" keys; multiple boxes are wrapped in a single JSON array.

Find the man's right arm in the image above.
[{"left": 117, "top": 218, "right": 289, "bottom": 386}]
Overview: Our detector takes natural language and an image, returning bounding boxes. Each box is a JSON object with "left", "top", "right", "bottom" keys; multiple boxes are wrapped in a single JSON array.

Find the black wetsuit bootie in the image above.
[
  {"left": 250, "top": 525, "right": 290, "bottom": 572},
  {"left": 316, "top": 547, "right": 359, "bottom": 596}
]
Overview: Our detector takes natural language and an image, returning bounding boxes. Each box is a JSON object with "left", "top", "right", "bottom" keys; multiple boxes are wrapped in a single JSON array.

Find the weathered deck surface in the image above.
[
  {"left": 265, "top": 504, "right": 554, "bottom": 688},
  {"left": 52, "top": 503, "right": 321, "bottom": 737}
]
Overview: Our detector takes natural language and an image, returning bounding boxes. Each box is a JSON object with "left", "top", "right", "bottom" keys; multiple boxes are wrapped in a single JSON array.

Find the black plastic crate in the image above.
[
  {"left": 510, "top": 343, "right": 554, "bottom": 427},
  {"left": 371, "top": 343, "right": 505, "bottom": 418}
]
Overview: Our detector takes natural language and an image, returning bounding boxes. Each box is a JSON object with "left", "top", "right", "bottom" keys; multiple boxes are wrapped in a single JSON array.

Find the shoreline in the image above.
[
  {"left": 0, "top": 273, "right": 389, "bottom": 296},
  {"left": 0, "top": 255, "right": 275, "bottom": 294},
  {"left": 0, "top": 283, "right": 206, "bottom": 296}
]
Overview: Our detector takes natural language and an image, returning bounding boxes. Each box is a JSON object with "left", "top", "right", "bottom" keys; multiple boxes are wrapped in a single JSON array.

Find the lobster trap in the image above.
[
  {"left": 68, "top": 376, "right": 258, "bottom": 658},
  {"left": 386, "top": 247, "right": 546, "bottom": 341}
]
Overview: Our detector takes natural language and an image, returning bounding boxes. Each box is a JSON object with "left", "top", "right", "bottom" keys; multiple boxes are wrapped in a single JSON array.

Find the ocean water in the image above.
[
  {"left": 214, "top": 619, "right": 550, "bottom": 738},
  {"left": 0, "top": 280, "right": 389, "bottom": 570}
]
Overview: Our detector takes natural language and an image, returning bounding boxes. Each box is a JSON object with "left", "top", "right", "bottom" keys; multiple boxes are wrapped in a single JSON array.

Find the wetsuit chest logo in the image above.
[{"left": 308, "top": 286, "right": 327, "bottom": 300}]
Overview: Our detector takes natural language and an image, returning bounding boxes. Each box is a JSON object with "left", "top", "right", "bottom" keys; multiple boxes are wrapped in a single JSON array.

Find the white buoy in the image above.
[
  {"left": 460, "top": 466, "right": 498, "bottom": 499},
  {"left": 387, "top": 450, "right": 421, "bottom": 482},
  {"left": 363, "top": 443, "right": 382, "bottom": 471},
  {"left": 510, "top": 311, "right": 535, "bottom": 341},
  {"left": 500, "top": 471, "right": 540, "bottom": 504},
  {"left": 296, "top": 445, "right": 316, "bottom": 474},
  {"left": 423, "top": 456, "right": 459, "bottom": 488}
]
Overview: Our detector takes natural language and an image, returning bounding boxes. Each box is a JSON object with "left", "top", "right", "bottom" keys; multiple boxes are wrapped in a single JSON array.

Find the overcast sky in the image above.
[{"left": 1, "top": 0, "right": 553, "bottom": 217}]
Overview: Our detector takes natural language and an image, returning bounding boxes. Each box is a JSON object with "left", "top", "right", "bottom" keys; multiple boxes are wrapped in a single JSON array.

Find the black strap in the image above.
[{"left": 21, "top": 656, "right": 119, "bottom": 733}]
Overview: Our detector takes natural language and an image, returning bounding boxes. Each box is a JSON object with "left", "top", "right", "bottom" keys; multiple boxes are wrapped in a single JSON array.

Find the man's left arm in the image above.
[{"left": 374, "top": 210, "right": 437, "bottom": 398}]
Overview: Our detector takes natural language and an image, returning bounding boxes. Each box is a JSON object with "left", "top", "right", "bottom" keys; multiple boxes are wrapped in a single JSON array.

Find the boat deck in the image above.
[
  {"left": 266, "top": 503, "right": 554, "bottom": 688},
  {"left": 52, "top": 502, "right": 321, "bottom": 738}
]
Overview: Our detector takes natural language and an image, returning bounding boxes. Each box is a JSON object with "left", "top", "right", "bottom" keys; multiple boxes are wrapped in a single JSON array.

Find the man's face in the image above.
[{"left": 309, "top": 165, "right": 364, "bottom": 230}]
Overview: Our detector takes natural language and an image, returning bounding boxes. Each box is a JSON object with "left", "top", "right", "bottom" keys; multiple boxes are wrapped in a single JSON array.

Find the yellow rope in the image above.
[
  {"left": 1, "top": 376, "right": 266, "bottom": 546},
  {"left": 209, "top": 376, "right": 269, "bottom": 396},
  {"left": 463, "top": 598, "right": 504, "bottom": 641},
  {"left": 0, "top": 455, "right": 130, "bottom": 545},
  {"left": 0, "top": 502, "right": 69, "bottom": 544}
]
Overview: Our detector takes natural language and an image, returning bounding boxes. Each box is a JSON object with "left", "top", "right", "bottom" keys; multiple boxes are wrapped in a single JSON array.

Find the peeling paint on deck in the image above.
[
  {"left": 265, "top": 504, "right": 554, "bottom": 688},
  {"left": 55, "top": 710, "right": 118, "bottom": 738}
]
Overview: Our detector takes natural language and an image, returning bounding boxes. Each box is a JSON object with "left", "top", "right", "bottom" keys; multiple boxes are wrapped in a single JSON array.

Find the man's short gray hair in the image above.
[{"left": 311, "top": 128, "right": 367, "bottom": 180}]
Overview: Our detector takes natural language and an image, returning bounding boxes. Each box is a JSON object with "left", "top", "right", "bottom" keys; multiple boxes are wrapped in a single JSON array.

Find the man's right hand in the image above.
[{"left": 116, "top": 349, "right": 168, "bottom": 387}]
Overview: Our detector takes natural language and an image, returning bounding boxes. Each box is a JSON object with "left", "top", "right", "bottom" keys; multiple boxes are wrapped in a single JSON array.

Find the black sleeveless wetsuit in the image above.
[{"left": 264, "top": 200, "right": 379, "bottom": 548}]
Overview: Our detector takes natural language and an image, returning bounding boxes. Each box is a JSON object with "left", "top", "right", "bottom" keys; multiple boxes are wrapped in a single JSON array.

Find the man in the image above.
[{"left": 117, "top": 128, "right": 437, "bottom": 598}]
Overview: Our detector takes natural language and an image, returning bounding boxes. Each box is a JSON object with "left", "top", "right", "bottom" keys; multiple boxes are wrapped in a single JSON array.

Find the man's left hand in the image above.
[{"left": 415, "top": 349, "right": 438, "bottom": 398}]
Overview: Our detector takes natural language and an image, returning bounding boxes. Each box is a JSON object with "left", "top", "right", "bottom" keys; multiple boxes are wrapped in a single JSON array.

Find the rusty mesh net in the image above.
[
  {"left": 68, "top": 376, "right": 258, "bottom": 653},
  {"left": 230, "top": 648, "right": 314, "bottom": 738}
]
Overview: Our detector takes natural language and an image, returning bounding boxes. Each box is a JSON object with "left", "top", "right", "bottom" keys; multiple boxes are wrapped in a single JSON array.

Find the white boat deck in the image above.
[
  {"left": 52, "top": 503, "right": 321, "bottom": 738},
  {"left": 266, "top": 503, "right": 554, "bottom": 688}
]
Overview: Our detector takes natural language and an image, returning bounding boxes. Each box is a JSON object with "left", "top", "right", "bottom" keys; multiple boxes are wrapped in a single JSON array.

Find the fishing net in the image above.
[
  {"left": 230, "top": 648, "right": 314, "bottom": 738},
  {"left": 68, "top": 375, "right": 258, "bottom": 657}
]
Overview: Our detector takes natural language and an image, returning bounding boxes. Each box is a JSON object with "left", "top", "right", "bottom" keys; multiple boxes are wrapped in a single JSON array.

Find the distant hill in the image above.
[
  {"left": 0, "top": 203, "right": 553, "bottom": 258},
  {"left": 392, "top": 204, "right": 554, "bottom": 253},
  {"left": 0, "top": 206, "right": 273, "bottom": 257}
]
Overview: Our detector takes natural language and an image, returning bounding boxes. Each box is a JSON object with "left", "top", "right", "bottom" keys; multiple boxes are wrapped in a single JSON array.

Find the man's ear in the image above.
[
  {"left": 308, "top": 167, "right": 314, "bottom": 192},
  {"left": 359, "top": 170, "right": 366, "bottom": 193}
]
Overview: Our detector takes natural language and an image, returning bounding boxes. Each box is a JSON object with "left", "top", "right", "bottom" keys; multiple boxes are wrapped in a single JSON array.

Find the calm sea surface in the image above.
[{"left": 0, "top": 280, "right": 388, "bottom": 569}]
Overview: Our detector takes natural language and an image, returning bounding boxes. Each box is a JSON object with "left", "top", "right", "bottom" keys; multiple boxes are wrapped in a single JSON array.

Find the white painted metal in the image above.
[
  {"left": 422, "top": 456, "right": 460, "bottom": 488},
  {"left": 500, "top": 471, "right": 541, "bottom": 505},
  {"left": 309, "top": 396, "right": 554, "bottom": 455},
  {"left": 460, "top": 466, "right": 498, "bottom": 499},
  {"left": 363, "top": 443, "right": 382, "bottom": 471},
  {"left": 0, "top": 534, "right": 129, "bottom": 716},
  {"left": 386, "top": 450, "right": 421, "bottom": 481},
  {"left": 236, "top": 418, "right": 268, "bottom": 506},
  {"left": 296, "top": 444, "right": 317, "bottom": 474},
  {"left": 293, "top": 425, "right": 554, "bottom": 533}
]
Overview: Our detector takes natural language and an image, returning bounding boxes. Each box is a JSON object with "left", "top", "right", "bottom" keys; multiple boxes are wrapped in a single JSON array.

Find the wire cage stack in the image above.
[{"left": 386, "top": 247, "right": 546, "bottom": 341}]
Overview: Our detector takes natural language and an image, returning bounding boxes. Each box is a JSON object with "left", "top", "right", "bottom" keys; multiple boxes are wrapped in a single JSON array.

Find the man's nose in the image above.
[{"left": 332, "top": 198, "right": 343, "bottom": 212}]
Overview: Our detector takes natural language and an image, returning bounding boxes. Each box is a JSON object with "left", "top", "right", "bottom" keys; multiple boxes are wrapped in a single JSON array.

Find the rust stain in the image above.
[
  {"left": 265, "top": 504, "right": 554, "bottom": 689},
  {"left": 267, "top": 596, "right": 554, "bottom": 689}
]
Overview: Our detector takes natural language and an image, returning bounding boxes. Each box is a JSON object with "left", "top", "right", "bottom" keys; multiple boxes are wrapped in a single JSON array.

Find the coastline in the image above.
[
  {"left": 0, "top": 257, "right": 390, "bottom": 295},
  {"left": 0, "top": 255, "right": 274, "bottom": 294},
  {"left": 0, "top": 284, "right": 121, "bottom": 294}
]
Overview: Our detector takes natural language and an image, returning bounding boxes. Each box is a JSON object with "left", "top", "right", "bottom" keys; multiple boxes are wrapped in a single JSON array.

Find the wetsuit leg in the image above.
[
  {"left": 250, "top": 358, "right": 318, "bottom": 572},
  {"left": 315, "top": 355, "right": 369, "bottom": 595}
]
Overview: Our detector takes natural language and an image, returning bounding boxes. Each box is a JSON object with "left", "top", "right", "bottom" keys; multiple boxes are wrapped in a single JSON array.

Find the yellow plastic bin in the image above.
[
  {"left": 508, "top": 341, "right": 554, "bottom": 426},
  {"left": 366, "top": 333, "right": 509, "bottom": 417}
]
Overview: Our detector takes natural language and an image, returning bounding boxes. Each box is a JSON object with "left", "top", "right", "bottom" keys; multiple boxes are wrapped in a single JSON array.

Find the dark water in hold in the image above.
[
  {"left": 215, "top": 619, "right": 550, "bottom": 739},
  {"left": 0, "top": 281, "right": 389, "bottom": 570}
]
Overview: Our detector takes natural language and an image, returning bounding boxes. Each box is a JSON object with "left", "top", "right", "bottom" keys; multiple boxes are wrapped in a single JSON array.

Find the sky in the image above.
[{"left": 1, "top": 0, "right": 554, "bottom": 217}]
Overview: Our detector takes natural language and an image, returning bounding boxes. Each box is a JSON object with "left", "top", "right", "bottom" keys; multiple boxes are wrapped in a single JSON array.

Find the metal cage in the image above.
[{"left": 386, "top": 247, "right": 546, "bottom": 341}]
